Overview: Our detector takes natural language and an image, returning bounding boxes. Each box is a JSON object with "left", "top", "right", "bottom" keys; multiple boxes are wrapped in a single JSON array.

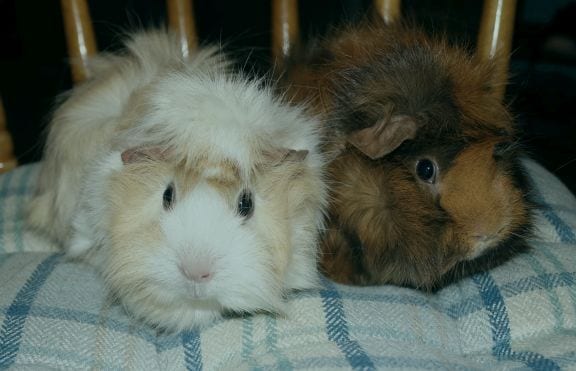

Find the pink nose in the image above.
[{"left": 178, "top": 263, "right": 213, "bottom": 283}]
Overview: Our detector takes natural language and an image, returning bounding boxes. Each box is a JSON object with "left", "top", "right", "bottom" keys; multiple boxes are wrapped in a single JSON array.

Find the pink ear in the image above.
[
  {"left": 121, "top": 147, "right": 167, "bottom": 164},
  {"left": 347, "top": 115, "right": 418, "bottom": 159}
]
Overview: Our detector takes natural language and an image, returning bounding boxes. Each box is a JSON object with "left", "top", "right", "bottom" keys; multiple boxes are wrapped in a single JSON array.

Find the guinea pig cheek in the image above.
[
  {"left": 440, "top": 143, "right": 519, "bottom": 260},
  {"left": 158, "top": 185, "right": 283, "bottom": 313}
]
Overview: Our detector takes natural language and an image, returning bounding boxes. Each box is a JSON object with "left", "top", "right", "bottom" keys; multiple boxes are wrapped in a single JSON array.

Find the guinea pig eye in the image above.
[
  {"left": 163, "top": 183, "right": 176, "bottom": 210},
  {"left": 416, "top": 159, "right": 437, "bottom": 183},
  {"left": 237, "top": 190, "right": 254, "bottom": 218}
]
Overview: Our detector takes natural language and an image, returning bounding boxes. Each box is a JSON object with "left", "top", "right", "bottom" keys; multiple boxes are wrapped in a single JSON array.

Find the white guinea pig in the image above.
[{"left": 27, "top": 30, "right": 327, "bottom": 331}]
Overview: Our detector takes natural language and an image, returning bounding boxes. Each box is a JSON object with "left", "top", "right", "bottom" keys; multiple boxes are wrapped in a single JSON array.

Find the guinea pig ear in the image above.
[
  {"left": 347, "top": 115, "right": 418, "bottom": 159},
  {"left": 121, "top": 146, "right": 167, "bottom": 164},
  {"left": 263, "top": 148, "right": 309, "bottom": 166}
]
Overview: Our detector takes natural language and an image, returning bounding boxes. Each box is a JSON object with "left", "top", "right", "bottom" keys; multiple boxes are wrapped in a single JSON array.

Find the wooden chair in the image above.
[
  {"left": 0, "top": 98, "right": 17, "bottom": 173},
  {"left": 0, "top": 0, "right": 517, "bottom": 173}
]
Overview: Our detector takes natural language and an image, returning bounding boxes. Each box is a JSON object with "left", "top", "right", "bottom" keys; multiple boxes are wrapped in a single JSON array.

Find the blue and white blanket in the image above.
[{"left": 0, "top": 160, "right": 575, "bottom": 370}]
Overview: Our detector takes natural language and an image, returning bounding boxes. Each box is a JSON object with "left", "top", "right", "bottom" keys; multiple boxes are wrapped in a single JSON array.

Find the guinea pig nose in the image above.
[
  {"left": 472, "top": 234, "right": 490, "bottom": 242},
  {"left": 472, "top": 225, "right": 505, "bottom": 242},
  {"left": 178, "top": 263, "right": 213, "bottom": 283}
]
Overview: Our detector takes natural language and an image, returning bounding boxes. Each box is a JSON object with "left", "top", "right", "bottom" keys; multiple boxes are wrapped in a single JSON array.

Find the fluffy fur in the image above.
[
  {"left": 27, "top": 30, "right": 327, "bottom": 331},
  {"left": 284, "top": 20, "right": 534, "bottom": 290}
]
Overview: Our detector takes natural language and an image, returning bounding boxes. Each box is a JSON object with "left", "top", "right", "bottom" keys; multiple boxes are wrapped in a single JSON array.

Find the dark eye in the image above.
[
  {"left": 237, "top": 190, "right": 254, "bottom": 218},
  {"left": 163, "top": 183, "right": 176, "bottom": 210},
  {"left": 416, "top": 159, "right": 437, "bottom": 183}
]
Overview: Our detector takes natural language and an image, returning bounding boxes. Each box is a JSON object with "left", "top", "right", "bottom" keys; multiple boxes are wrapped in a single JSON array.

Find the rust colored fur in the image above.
[
  {"left": 286, "top": 20, "right": 512, "bottom": 144},
  {"left": 284, "top": 20, "right": 533, "bottom": 289}
]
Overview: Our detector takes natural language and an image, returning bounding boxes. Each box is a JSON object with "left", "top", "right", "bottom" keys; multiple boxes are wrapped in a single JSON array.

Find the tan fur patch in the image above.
[
  {"left": 440, "top": 140, "right": 529, "bottom": 257},
  {"left": 202, "top": 160, "right": 242, "bottom": 195}
]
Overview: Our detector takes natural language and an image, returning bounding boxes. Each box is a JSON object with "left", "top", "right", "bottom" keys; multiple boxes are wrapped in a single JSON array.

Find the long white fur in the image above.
[
  {"left": 27, "top": 31, "right": 229, "bottom": 242},
  {"left": 27, "top": 29, "right": 327, "bottom": 331}
]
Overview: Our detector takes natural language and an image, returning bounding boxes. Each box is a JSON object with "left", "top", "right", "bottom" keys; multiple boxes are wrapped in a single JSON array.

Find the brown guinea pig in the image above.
[{"left": 284, "top": 19, "right": 534, "bottom": 290}]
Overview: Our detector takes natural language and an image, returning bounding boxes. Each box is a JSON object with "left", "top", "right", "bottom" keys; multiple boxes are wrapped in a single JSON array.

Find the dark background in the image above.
[{"left": 1, "top": 0, "right": 575, "bottom": 193}]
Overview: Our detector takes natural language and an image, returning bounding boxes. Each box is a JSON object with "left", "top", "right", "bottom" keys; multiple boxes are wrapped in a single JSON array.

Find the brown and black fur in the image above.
[{"left": 284, "top": 19, "right": 534, "bottom": 290}]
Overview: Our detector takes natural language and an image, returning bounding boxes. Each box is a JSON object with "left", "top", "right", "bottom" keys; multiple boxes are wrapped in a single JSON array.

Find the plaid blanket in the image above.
[{"left": 1, "top": 160, "right": 575, "bottom": 370}]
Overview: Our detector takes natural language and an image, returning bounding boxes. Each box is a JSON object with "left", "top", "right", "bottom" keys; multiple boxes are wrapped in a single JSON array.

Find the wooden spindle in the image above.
[
  {"left": 0, "top": 98, "right": 17, "bottom": 173},
  {"left": 167, "top": 0, "right": 198, "bottom": 59},
  {"left": 272, "top": 0, "right": 299, "bottom": 66},
  {"left": 61, "top": 0, "right": 98, "bottom": 83},
  {"left": 477, "top": 0, "right": 517, "bottom": 101},
  {"left": 374, "top": 0, "right": 401, "bottom": 24}
]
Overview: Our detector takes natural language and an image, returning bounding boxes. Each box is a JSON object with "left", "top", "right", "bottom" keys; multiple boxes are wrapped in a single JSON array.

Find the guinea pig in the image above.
[
  {"left": 283, "top": 19, "right": 534, "bottom": 290},
  {"left": 27, "top": 29, "right": 327, "bottom": 331}
]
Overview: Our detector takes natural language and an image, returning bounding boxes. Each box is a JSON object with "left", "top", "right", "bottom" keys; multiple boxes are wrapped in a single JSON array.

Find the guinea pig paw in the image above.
[{"left": 67, "top": 231, "right": 94, "bottom": 258}]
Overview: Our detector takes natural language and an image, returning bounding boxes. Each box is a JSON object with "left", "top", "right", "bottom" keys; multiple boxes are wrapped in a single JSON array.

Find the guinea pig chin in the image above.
[{"left": 466, "top": 229, "right": 506, "bottom": 260}]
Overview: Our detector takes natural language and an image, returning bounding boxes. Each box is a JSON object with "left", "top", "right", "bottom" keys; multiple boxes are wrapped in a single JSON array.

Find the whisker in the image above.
[{"left": 555, "top": 157, "right": 576, "bottom": 171}]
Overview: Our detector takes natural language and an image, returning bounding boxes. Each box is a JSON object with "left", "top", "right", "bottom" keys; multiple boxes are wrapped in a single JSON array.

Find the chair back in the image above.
[{"left": 0, "top": 0, "right": 517, "bottom": 173}]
